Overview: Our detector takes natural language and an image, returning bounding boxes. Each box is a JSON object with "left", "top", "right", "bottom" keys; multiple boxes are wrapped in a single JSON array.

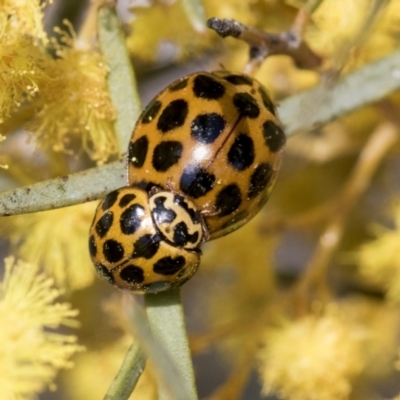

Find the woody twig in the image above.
[{"left": 207, "top": 8, "right": 322, "bottom": 74}]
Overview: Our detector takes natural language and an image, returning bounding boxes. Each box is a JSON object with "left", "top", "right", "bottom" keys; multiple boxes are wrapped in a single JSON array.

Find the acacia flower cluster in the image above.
[
  {"left": 1, "top": 0, "right": 117, "bottom": 163},
  {"left": 257, "top": 306, "right": 365, "bottom": 400},
  {"left": 356, "top": 201, "right": 400, "bottom": 304},
  {"left": 1, "top": 203, "right": 97, "bottom": 291},
  {"left": 0, "top": 257, "right": 83, "bottom": 400}
]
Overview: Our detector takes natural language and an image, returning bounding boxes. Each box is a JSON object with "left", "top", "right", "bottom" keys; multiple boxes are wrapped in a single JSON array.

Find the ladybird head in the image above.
[
  {"left": 88, "top": 186, "right": 202, "bottom": 293},
  {"left": 149, "top": 192, "right": 203, "bottom": 249}
]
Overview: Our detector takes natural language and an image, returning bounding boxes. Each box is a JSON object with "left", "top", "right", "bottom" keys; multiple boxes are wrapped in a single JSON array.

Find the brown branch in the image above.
[
  {"left": 207, "top": 14, "right": 322, "bottom": 74},
  {"left": 291, "top": 121, "right": 399, "bottom": 314}
]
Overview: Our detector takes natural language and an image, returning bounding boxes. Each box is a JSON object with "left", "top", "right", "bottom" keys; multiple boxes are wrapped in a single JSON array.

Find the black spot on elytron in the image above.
[
  {"left": 180, "top": 165, "right": 216, "bottom": 199},
  {"left": 133, "top": 181, "right": 163, "bottom": 194},
  {"left": 174, "top": 195, "right": 200, "bottom": 224},
  {"left": 152, "top": 141, "right": 183, "bottom": 172},
  {"left": 233, "top": 92, "right": 260, "bottom": 118},
  {"left": 132, "top": 234, "right": 160, "bottom": 259},
  {"left": 101, "top": 190, "right": 119, "bottom": 211},
  {"left": 89, "top": 235, "right": 97, "bottom": 257},
  {"left": 142, "top": 99, "right": 162, "bottom": 124},
  {"left": 193, "top": 74, "right": 225, "bottom": 100},
  {"left": 120, "top": 265, "right": 145, "bottom": 284},
  {"left": 157, "top": 99, "right": 188, "bottom": 133},
  {"left": 224, "top": 74, "right": 253, "bottom": 86},
  {"left": 95, "top": 211, "right": 114, "bottom": 238},
  {"left": 169, "top": 78, "right": 188, "bottom": 92},
  {"left": 119, "top": 193, "right": 136, "bottom": 208},
  {"left": 173, "top": 221, "right": 199, "bottom": 247},
  {"left": 103, "top": 239, "right": 125, "bottom": 263},
  {"left": 94, "top": 263, "right": 115, "bottom": 284},
  {"left": 227, "top": 133, "right": 255, "bottom": 171},
  {"left": 153, "top": 255, "right": 186, "bottom": 275},
  {"left": 120, "top": 204, "right": 145, "bottom": 235},
  {"left": 152, "top": 196, "right": 177, "bottom": 225},
  {"left": 248, "top": 163, "right": 274, "bottom": 199},
  {"left": 129, "top": 136, "right": 148, "bottom": 168},
  {"left": 258, "top": 87, "right": 276, "bottom": 115},
  {"left": 215, "top": 184, "right": 242, "bottom": 216},
  {"left": 191, "top": 113, "right": 225, "bottom": 144},
  {"left": 262, "top": 120, "right": 286, "bottom": 152}
]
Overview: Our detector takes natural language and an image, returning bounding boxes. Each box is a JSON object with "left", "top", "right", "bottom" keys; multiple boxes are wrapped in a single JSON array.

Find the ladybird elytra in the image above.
[
  {"left": 127, "top": 70, "right": 285, "bottom": 239},
  {"left": 89, "top": 186, "right": 201, "bottom": 293},
  {"left": 89, "top": 70, "right": 285, "bottom": 292}
]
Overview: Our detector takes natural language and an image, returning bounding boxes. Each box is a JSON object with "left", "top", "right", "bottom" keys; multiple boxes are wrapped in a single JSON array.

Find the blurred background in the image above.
[{"left": 2, "top": 0, "right": 400, "bottom": 399}]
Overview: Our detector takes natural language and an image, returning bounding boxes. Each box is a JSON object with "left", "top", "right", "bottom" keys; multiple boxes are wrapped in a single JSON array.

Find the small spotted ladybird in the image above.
[{"left": 89, "top": 70, "right": 285, "bottom": 293}]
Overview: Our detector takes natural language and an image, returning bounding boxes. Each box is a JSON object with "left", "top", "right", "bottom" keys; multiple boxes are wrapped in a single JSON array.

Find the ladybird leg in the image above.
[
  {"left": 200, "top": 203, "right": 220, "bottom": 218},
  {"left": 148, "top": 185, "right": 162, "bottom": 197},
  {"left": 201, "top": 209, "right": 220, "bottom": 217},
  {"left": 200, "top": 219, "right": 211, "bottom": 242}
]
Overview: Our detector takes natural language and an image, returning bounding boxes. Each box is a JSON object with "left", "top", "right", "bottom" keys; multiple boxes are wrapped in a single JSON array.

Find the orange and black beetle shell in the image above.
[{"left": 127, "top": 70, "right": 285, "bottom": 239}]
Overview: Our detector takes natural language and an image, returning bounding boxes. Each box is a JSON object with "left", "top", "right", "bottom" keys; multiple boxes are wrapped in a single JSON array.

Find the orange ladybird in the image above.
[{"left": 89, "top": 71, "right": 285, "bottom": 293}]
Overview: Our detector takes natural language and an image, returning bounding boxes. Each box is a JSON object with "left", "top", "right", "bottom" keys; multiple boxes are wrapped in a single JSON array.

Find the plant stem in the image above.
[
  {"left": 207, "top": 17, "right": 322, "bottom": 72},
  {"left": 279, "top": 49, "right": 400, "bottom": 136},
  {"left": 144, "top": 289, "right": 198, "bottom": 400},
  {"left": 292, "top": 121, "right": 399, "bottom": 313},
  {"left": 0, "top": 159, "right": 126, "bottom": 216},
  {"left": 3, "top": 49, "right": 400, "bottom": 214},
  {"left": 102, "top": 291, "right": 196, "bottom": 399},
  {"left": 97, "top": 4, "right": 142, "bottom": 153},
  {"left": 103, "top": 342, "right": 146, "bottom": 400}
]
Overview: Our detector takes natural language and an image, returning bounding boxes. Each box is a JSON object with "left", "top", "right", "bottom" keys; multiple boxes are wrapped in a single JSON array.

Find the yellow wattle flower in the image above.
[
  {"left": 25, "top": 26, "right": 118, "bottom": 164},
  {"left": 258, "top": 306, "right": 365, "bottom": 400},
  {"left": 0, "top": 257, "right": 83, "bottom": 400},
  {"left": 356, "top": 200, "right": 400, "bottom": 304},
  {"left": 2, "top": 203, "right": 97, "bottom": 291},
  {"left": 0, "top": 25, "right": 49, "bottom": 123},
  {"left": 0, "top": 0, "right": 52, "bottom": 42}
]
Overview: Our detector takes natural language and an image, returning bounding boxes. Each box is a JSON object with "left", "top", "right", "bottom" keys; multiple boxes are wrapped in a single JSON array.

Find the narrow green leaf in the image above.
[
  {"left": 103, "top": 342, "right": 146, "bottom": 400},
  {"left": 98, "top": 5, "right": 142, "bottom": 153},
  {"left": 145, "top": 290, "right": 198, "bottom": 400},
  {"left": 181, "top": 0, "right": 207, "bottom": 33},
  {"left": 2, "top": 49, "right": 400, "bottom": 214},
  {"left": 128, "top": 294, "right": 195, "bottom": 400},
  {"left": 0, "top": 160, "right": 125, "bottom": 216},
  {"left": 278, "top": 48, "right": 400, "bottom": 136}
]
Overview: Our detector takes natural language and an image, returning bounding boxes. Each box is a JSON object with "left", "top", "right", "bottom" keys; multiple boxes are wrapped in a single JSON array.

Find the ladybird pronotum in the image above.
[{"left": 89, "top": 70, "right": 285, "bottom": 293}]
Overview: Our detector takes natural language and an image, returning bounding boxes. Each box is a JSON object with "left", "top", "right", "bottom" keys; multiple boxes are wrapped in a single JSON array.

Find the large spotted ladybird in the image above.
[{"left": 89, "top": 70, "right": 285, "bottom": 293}]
